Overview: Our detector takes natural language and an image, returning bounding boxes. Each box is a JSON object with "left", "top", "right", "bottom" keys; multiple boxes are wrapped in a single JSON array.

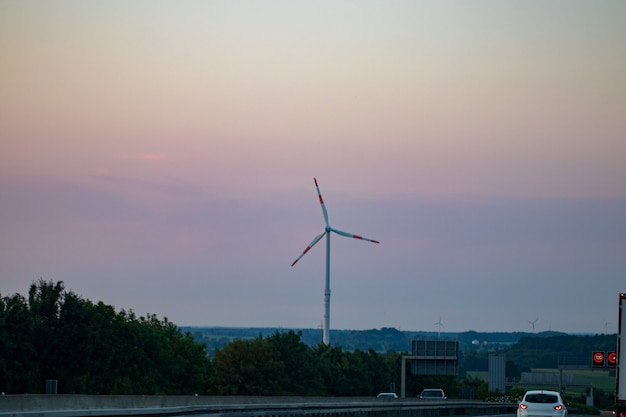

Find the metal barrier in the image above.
[{"left": 0, "top": 396, "right": 517, "bottom": 417}]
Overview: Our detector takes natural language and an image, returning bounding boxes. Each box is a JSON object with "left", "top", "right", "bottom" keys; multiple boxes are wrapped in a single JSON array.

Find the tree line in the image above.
[
  {"left": 1, "top": 280, "right": 447, "bottom": 396},
  {"left": 463, "top": 334, "right": 616, "bottom": 372},
  {"left": 0, "top": 280, "right": 209, "bottom": 394}
]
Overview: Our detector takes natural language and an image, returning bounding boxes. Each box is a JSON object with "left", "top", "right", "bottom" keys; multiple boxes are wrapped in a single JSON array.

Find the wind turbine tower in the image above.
[{"left": 291, "top": 178, "right": 379, "bottom": 345}]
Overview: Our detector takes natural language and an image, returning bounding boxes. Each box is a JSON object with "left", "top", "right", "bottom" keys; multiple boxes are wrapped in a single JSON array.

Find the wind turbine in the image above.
[
  {"left": 291, "top": 178, "right": 379, "bottom": 345},
  {"left": 433, "top": 316, "right": 444, "bottom": 338},
  {"left": 527, "top": 318, "right": 538, "bottom": 332}
]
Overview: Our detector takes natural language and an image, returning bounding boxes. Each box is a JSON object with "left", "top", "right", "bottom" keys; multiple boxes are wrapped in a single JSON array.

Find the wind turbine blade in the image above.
[
  {"left": 291, "top": 231, "right": 327, "bottom": 267},
  {"left": 314, "top": 178, "right": 329, "bottom": 227},
  {"left": 330, "top": 227, "right": 379, "bottom": 244}
]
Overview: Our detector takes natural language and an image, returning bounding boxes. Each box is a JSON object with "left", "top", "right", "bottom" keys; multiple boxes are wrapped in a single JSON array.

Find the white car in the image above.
[
  {"left": 377, "top": 392, "right": 398, "bottom": 398},
  {"left": 419, "top": 388, "right": 447, "bottom": 399},
  {"left": 518, "top": 390, "right": 567, "bottom": 417}
]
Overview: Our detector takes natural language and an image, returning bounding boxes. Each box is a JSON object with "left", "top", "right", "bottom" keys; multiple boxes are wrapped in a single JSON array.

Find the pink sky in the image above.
[{"left": 1, "top": 1, "right": 625, "bottom": 335}]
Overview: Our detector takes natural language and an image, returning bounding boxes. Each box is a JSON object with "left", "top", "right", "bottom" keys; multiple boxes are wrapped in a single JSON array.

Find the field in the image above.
[{"left": 468, "top": 368, "right": 615, "bottom": 395}]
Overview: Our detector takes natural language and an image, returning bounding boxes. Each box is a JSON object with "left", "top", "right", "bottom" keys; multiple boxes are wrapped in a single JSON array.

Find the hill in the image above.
[{"left": 181, "top": 326, "right": 581, "bottom": 357}]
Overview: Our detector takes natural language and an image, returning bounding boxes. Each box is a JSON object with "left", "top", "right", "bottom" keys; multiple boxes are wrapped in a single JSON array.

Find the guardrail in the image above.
[{"left": 0, "top": 395, "right": 517, "bottom": 417}]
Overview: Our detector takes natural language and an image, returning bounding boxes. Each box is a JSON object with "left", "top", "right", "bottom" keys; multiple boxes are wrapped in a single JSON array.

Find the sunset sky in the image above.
[{"left": 1, "top": 1, "right": 625, "bottom": 335}]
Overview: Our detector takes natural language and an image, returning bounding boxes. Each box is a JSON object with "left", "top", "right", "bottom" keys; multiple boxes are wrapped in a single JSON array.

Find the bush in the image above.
[{"left": 565, "top": 402, "right": 600, "bottom": 415}]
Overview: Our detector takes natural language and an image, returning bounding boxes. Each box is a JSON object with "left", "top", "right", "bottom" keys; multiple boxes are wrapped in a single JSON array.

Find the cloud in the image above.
[{"left": 138, "top": 153, "right": 166, "bottom": 161}]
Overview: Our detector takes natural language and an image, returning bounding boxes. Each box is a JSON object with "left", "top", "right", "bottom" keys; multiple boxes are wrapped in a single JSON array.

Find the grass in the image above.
[{"left": 468, "top": 368, "right": 615, "bottom": 394}]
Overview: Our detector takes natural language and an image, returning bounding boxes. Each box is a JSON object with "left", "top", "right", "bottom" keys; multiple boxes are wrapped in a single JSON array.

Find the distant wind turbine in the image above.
[
  {"left": 527, "top": 318, "right": 538, "bottom": 332},
  {"left": 291, "top": 178, "right": 379, "bottom": 345},
  {"left": 433, "top": 316, "right": 444, "bottom": 338}
]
